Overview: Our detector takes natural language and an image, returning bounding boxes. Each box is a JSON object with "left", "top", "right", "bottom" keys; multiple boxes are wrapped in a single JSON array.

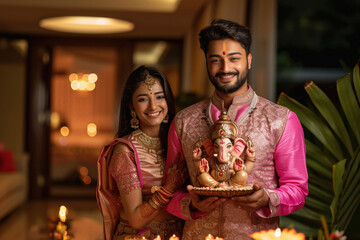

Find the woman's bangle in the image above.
[
  {"left": 155, "top": 192, "right": 168, "bottom": 204},
  {"left": 151, "top": 186, "right": 173, "bottom": 198},
  {"left": 148, "top": 197, "right": 161, "bottom": 210}
]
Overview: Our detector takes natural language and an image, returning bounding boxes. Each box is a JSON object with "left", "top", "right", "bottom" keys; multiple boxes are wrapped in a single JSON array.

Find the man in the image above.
[{"left": 164, "top": 19, "right": 308, "bottom": 240}]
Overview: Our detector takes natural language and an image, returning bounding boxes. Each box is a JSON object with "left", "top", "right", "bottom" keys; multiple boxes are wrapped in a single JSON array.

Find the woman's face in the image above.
[{"left": 131, "top": 79, "right": 168, "bottom": 136}]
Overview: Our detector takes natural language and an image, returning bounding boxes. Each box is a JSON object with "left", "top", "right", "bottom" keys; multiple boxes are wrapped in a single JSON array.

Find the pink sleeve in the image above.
[
  {"left": 257, "top": 111, "right": 308, "bottom": 217},
  {"left": 109, "top": 145, "right": 141, "bottom": 194},
  {"left": 163, "top": 121, "right": 182, "bottom": 177},
  {"left": 163, "top": 121, "right": 204, "bottom": 220}
]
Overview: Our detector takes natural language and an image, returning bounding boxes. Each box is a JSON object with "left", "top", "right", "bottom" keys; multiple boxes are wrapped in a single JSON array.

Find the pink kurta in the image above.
[{"left": 164, "top": 87, "right": 308, "bottom": 240}]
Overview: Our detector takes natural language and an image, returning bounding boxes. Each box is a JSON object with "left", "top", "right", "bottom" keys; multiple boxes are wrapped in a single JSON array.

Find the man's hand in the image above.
[
  {"left": 229, "top": 183, "right": 269, "bottom": 211},
  {"left": 187, "top": 185, "right": 226, "bottom": 212}
]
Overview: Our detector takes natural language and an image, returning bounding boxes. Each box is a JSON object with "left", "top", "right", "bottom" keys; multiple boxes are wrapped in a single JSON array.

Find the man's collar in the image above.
[{"left": 211, "top": 85, "right": 254, "bottom": 110}]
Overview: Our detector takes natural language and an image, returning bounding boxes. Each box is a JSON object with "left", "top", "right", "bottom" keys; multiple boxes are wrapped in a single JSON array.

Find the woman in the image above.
[{"left": 97, "top": 66, "right": 185, "bottom": 240}]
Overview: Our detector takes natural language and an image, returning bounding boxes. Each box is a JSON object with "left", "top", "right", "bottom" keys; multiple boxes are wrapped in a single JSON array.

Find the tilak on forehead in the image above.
[
  {"left": 144, "top": 71, "right": 156, "bottom": 92},
  {"left": 222, "top": 41, "right": 226, "bottom": 55}
]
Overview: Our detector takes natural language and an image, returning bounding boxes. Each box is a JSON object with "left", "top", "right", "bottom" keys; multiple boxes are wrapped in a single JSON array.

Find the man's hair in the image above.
[{"left": 199, "top": 19, "right": 252, "bottom": 55}]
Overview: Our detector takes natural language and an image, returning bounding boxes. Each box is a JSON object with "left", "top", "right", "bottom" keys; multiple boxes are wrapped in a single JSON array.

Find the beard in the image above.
[{"left": 208, "top": 67, "right": 249, "bottom": 94}]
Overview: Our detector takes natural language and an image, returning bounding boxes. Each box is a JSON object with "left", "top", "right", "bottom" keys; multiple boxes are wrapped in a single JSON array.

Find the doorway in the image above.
[
  {"left": 26, "top": 38, "right": 182, "bottom": 199},
  {"left": 49, "top": 45, "right": 118, "bottom": 197}
]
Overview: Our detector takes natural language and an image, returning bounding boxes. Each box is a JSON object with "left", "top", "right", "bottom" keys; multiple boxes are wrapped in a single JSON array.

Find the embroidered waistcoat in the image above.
[{"left": 174, "top": 93, "right": 289, "bottom": 240}]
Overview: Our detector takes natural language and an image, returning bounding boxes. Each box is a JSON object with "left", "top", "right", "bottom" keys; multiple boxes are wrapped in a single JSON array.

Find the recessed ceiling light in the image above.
[{"left": 39, "top": 16, "right": 134, "bottom": 34}]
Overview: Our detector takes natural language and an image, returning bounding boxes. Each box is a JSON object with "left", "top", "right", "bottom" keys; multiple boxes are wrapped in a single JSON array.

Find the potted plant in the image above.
[{"left": 277, "top": 61, "right": 360, "bottom": 239}]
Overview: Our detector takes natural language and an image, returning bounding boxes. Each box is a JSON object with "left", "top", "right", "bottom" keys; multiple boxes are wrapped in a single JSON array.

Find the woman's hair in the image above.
[
  {"left": 116, "top": 65, "right": 175, "bottom": 153},
  {"left": 199, "top": 19, "right": 252, "bottom": 56}
]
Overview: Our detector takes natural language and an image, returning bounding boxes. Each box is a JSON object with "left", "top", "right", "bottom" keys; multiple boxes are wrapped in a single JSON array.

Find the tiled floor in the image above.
[{"left": 0, "top": 199, "right": 103, "bottom": 240}]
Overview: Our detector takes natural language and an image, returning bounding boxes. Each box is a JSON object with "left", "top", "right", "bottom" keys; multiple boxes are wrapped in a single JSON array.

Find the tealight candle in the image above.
[
  {"left": 275, "top": 228, "right": 281, "bottom": 239},
  {"left": 249, "top": 228, "right": 305, "bottom": 240},
  {"left": 59, "top": 205, "right": 67, "bottom": 222},
  {"left": 153, "top": 235, "right": 161, "bottom": 240},
  {"left": 205, "top": 234, "right": 215, "bottom": 240},
  {"left": 169, "top": 234, "right": 179, "bottom": 240}
]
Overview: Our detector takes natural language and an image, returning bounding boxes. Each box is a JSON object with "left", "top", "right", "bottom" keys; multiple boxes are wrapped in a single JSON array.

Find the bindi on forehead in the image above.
[{"left": 222, "top": 41, "right": 226, "bottom": 55}]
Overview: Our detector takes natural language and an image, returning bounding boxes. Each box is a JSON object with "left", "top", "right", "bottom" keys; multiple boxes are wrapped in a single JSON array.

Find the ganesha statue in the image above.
[{"left": 193, "top": 111, "right": 256, "bottom": 188}]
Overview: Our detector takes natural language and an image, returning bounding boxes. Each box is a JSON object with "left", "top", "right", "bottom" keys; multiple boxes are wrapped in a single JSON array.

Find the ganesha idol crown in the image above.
[{"left": 211, "top": 111, "right": 238, "bottom": 141}]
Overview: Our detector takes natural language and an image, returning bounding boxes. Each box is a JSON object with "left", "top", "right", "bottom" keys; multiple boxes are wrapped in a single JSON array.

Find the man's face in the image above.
[{"left": 206, "top": 39, "right": 252, "bottom": 95}]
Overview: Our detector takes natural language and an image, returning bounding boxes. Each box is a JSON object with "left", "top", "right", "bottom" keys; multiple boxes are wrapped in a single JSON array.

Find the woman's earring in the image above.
[
  {"left": 162, "top": 114, "right": 169, "bottom": 123},
  {"left": 130, "top": 110, "right": 139, "bottom": 129}
]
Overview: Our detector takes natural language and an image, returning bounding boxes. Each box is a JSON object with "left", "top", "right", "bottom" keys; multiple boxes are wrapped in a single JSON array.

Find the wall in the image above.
[
  {"left": 0, "top": 40, "right": 26, "bottom": 154},
  {"left": 181, "top": 0, "right": 278, "bottom": 101}
]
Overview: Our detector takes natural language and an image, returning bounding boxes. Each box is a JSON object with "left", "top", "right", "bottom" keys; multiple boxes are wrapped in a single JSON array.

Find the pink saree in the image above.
[{"left": 96, "top": 137, "right": 143, "bottom": 240}]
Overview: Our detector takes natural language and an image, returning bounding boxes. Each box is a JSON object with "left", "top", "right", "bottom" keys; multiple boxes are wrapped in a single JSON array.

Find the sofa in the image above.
[{"left": 0, "top": 151, "right": 29, "bottom": 220}]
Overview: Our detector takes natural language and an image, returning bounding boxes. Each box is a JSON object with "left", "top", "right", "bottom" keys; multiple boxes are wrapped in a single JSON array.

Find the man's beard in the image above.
[{"left": 209, "top": 67, "right": 249, "bottom": 94}]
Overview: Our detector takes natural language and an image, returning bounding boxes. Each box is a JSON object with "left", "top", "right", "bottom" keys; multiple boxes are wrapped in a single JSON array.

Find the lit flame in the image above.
[
  {"left": 59, "top": 205, "right": 67, "bottom": 222},
  {"left": 205, "top": 234, "right": 214, "bottom": 240},
  {"left": 275, "top": 228, "right": 281, "bottom": 238},
  {"left": 169, "top": 234, "right": 179, "bottom": 240},
  {"left": 249, "top": 228, "right": 305, "bottom": 240},
  {"left": 153, "top": 235, "right": 161, "bottom": 240}
]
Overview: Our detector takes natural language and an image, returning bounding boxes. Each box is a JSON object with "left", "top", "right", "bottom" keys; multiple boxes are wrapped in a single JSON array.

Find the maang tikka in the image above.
[{"left": 144, "top": 71, "right": 156, "bottom": 91}]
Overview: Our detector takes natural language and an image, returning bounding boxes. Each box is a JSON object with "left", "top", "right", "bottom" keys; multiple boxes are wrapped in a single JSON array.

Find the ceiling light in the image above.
[
  {"left": 133, "top": 41, "right": 168, "bottom": 65},
  {"left": 39, "top": 16, "right": 134, "bottom": 34}
]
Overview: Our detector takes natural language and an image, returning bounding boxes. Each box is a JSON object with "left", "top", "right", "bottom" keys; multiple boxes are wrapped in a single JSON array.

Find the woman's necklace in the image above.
[{"left": 130, "top": 129, "right": 165, "bottom": 174}]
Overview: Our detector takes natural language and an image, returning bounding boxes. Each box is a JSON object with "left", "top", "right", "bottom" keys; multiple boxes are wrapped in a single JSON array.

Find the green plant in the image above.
[{"left": 277, "top": 61, "right": 360, "bottom": 238}]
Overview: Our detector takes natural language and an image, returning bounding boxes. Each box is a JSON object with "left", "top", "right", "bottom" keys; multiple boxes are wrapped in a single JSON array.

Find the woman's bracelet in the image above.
[
  {"left": 155, "top": 192, "right": 168, "bottom": 204},
  {"left": 148, "top": 196, "right": 161, "bottom": 210},
  {"left": 151, "top": 186, "right": 174, "bottom": 198}
]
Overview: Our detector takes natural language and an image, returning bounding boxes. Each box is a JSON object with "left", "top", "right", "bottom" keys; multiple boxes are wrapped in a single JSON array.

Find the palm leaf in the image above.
[
  {"left": 337, "top": 194, "right": 360, "bottom": 231},
  {"left": 341, "top": 147, "right": 360, "bottom": 197},
  {"left": 278, "top": 93, "right": 344, "bottom": 160},
  {"left": 335, "top": 148, "right": 360, "bottom": 230},
  {"left": 292, "top": 207, "right": 322, "bottom": 221},
  {"left": 330, "top": 159, "right": 346, "bottom": 224},
  {"left": 279, "top": 62, "right": 360, "bottom": 237},
  {"left": 330, "top": 148, "right": 360, "bottom": 232},
  {"left": 337, "top": 73, "right": 360, "bottom": 145},
  {"left": 308, "top": 184, "right": 333, "bottom": 201},
  {"left": 353, "top": 61, "right": 360, "bottom": 103},
  {"left": 280, "top": 216, "right": 319, "bottom": 237},
  {"left": 305, "top": 81, "right": 353, "bottom": 156},
  {"left": 306, "top": 198, "right": 331, "bottom": 214},
  {"left": 306, "top": 139, "right": 335, "bottom": 166},
  {"left": 307, "top": 157, "right": 333, "bottom": 180},
  {"left": 308, "top": 175, "right": 333, "bottom": 192}
]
